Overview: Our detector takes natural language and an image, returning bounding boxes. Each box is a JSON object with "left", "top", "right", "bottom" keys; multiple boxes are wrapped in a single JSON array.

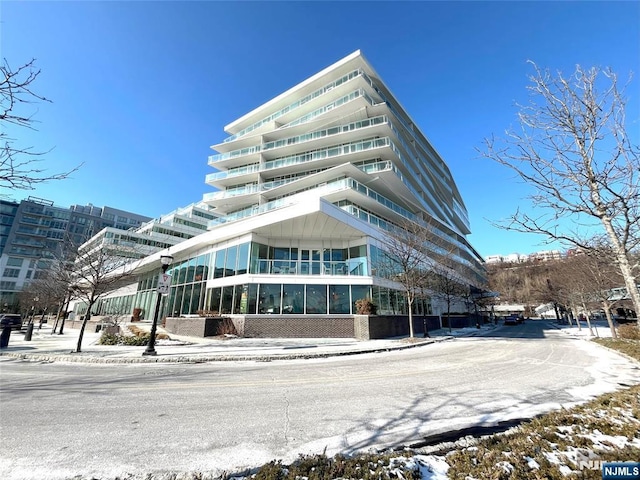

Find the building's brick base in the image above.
[
  {"left": 361, "top": 315, "right": 442, "bottom": 339},
  {"left": 164, "top": 317, "right": 221, "bottom": 337},
  {"left": 235, "top": 315, "right": 354, "bottom": 338},
  {"left": 163, "top": 315, "right": 447, "bottom": 340},
  {"left": 165, "top": 315, "right": 355, "bottom": 338}
]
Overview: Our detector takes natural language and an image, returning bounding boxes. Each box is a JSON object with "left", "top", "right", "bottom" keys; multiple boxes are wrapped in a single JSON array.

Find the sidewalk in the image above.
[{"left": 0, "top": 322, "right": 493, "bottom": 364}]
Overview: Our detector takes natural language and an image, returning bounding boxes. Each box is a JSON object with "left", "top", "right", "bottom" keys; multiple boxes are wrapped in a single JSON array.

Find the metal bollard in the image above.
[
  {"left": 0, "top": 326, "right": 11, "bottom": 348},
  {"left": 24, "top": 323, "right": 34, "bottom": 341}
]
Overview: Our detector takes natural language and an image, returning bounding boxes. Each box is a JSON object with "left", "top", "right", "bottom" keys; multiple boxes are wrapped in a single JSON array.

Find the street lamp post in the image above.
[{"left": 142, "top": 254, "right": 173, "bottom": 356}]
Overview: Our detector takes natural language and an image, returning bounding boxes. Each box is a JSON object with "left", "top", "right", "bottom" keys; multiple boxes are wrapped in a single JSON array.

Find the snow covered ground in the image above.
[
  {"left": 232, "top": 320, "right": 639, "bottom": 480},
  {"left": 389, "top": 320, "right": 639, "bottom": 480}
]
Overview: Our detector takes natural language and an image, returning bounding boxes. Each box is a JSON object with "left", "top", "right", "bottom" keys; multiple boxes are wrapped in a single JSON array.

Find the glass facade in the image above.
[{"left": 118, "top": 240, "right": 431, "bottom": 318}]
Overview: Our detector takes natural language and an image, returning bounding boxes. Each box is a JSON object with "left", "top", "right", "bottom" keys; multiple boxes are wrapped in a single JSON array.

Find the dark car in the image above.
[
  {"left": 0, "top": 313, "right": 23, "bottom": 330},
  {"left": 504, "top": 314, "right": 519, "bottom": 325}
]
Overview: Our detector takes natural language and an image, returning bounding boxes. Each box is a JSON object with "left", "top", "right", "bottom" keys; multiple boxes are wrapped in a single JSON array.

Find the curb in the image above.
[{"left": 0, "top": 336, "right": 452, "bottom": 364}]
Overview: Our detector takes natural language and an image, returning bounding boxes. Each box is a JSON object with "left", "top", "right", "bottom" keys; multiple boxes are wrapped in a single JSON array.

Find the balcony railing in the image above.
[
  {"left": 209, "top": 114, "right": 389, "bottom": 165},
  {"left": 222, "top": 69, "right": 364, "bottom": 144},
  {"left": 250, "top": 259, "right": 366, "bottom": 276}
]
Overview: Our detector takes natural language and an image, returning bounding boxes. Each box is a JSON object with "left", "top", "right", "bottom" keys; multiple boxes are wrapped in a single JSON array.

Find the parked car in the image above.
[
  {"left": 0, "top": 313, "right": 23, "bottom": 330},
  {"left": 504, "top": 314, "right": 520, "bottom": 326}
]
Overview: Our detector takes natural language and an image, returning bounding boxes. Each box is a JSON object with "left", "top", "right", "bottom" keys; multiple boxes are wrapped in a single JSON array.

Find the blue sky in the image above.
[{"left": 2, "top": 1, "right": 638, "bottom": 259}]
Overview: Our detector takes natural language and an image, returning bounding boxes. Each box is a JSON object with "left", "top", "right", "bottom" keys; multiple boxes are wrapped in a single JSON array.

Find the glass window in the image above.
[
  {"left": 258, "top": 284, "right": 282, "bottom": 314},
  {"left": 214, "top": 249, "right": 226, "bottom": 279},
  {"left": 274, "top": 247, "right": 289, "bottom": 260},
  {"left": 329, "top": 285, "right": 350, "bottom": 314},
  {"left": 237, "top": 243, "right": 249, "bottom": 275},
  {"left": 257, "top": 243, "right": 269, "bottom": 259},
  {"left": 181, "top": 284, "right": 192, "bottom": 314},
  {"left": 300, "top": 260, "right": 310, "bottom": 275},
  {"left": 221, "top": 286, "right": 234, "bottom": 314},
  {"left": 225, "top": 245, "right": 238, "bottom": 277},
  {"left": 167, "top": 285, "right": 178, "bottom": 317},
  {"left": 247, "top": 284, "right": 258, "bottom": 314},
  {"left": 185, "top": 257, "right": 197, "bottom": 284},
  {"left": 238, "top": 285, "right": 250, "bottom": 314},
  {"left": 351, "top": 285, "right": 371, "bottom": 314},
  {"left": 311, "top": 260, "right": 321, "bottom": 275},
  {"left": 232, "top": 285, "right": 244, "bottom": 314},
  {"left": 348, "top": 244, "right": 368, "bottom": 276},
  {"left": 305, "top": 284, "right": 327, "bottom": 314},
  {"left": 331, "top": 249, "right": 346, "bottom": 261},
  {"left": 207, "top": 287, "right": 221, "bottom": 314},
  {"left": 282, "top": 284, "right": 304, "bottom": 314},
  {"left": 389, "top": 289, "right": 400, "bottom": 314},
  {"left": 6, "top": 257, "right": 23, "bottom": 267},
  {"left": 250, "top": 243, "right": 262, "bottom": 273},
  {"left": 190, "top": 282, "right": 202, "bottom": 314},
  {"left": 171, "top": 286, "right": 184, "bottom": 317},
  {"left": 194, "top": 254, "right": 208, "bottom": 282},
  {"left": 3, "top": 268, "right": 20, "bottom": 278},
  {"left": 175, "top": 261, "right": 187, "bottom": 284}
]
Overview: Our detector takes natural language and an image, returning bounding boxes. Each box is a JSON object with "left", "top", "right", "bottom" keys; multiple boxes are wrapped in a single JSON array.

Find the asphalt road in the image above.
[{"left": 2, "top": 321, "right": 639, "bottom": 480}]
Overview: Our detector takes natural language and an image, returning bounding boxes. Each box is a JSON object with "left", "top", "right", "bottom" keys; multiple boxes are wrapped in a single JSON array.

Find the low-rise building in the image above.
[{"left": 0, "top": 197, "right": 151, "bottom": 307}]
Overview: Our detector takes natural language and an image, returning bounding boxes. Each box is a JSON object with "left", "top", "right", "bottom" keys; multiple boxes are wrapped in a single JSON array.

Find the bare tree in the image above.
[
  {"left": 69, "top": 242, "right": 140, "bottom": 352},
  {"left": 576, "top": 244, "right": 627, "bottom": 338},
  {"left": 380, "top": 219, "right": 431, "bottom": 338},
  {"left": 481, "top": 62, "right": 640, "bottom": 320},
  {"left": 1, "top": 58, "right": 80, "bottom": 191},
  {"left": 17, "top": 269, "right": 69, "bottom": 329},
  {"left": 427, "top": 258, "right": 468, "bottom": 333}
]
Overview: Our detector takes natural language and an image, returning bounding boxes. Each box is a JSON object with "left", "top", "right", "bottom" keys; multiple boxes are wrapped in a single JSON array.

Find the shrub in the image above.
[
  {"left": 252, "top": 452, "right": 418, "bottom": 480},
  {"left": 618, "top": 323, "right": 640, "bottom": 340},
  {"left": 98, "top": 331, "right": 153, "bottom": 346},
  {"left": 129, "top": 324, "right": 169, "bottom": 340},
  {"left": 98, "top": 333, "right": 119, "bottom": 345},
  {"left": 216, "top": 317, "right": 238, "bottom": 336},
  {"left": 355, "top": 298, "right": 377, "bottom": 315}
]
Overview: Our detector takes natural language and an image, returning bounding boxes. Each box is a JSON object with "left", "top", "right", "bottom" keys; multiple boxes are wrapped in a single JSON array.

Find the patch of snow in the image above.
[
  {"left": 413, "top": 455, "right": 450, "bottom": 480},
  {"left": 559, "top": 464, "right": 574, "bottom": 475},
  {"left": 525, "top": 456, "right": 540, "bottom": 469},
  {"left": 496, "top": 461, "right": 514, "bottom": 473}
]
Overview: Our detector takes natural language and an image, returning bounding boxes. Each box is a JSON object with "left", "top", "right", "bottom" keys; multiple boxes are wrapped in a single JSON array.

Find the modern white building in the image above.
[
  {"left": 73, "top": 202, "right": 218, "bottom": 316},
  {"left": 76, "top": 51, "right": 486, "bottom": 337},
  {"left": 79, "top": 201, "right": 218, "bottom": 261}
]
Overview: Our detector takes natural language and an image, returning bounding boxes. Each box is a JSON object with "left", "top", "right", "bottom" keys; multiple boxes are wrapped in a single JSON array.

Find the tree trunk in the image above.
[
  {"left": 599, "top": 213, "right": 640, "bottom": 327},
  {"left": 602, "top": 300, "right": 618, "bottom": 339},
  {"left": 75, "top": 302, "right": 93, "bottom": 353},
  {"left": 614, "top": 252, "right": 640, "bottom": 329},
  {"left": 407, "top": 296, "right": 415, "bottom": 338},
  {"left": 581, "top": 302, "right": 595, "bottom": 337}
]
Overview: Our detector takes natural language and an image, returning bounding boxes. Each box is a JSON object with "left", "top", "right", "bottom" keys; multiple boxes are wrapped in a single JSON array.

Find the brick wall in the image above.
[
  {"left": 441, "top": 315, "right": 473, "bottom": 329},
  {"left": 242, "top": 315, "right": 355, "bottom": 338},
  {"left": 164, "top": 315, "right": 446, "bottom": 340},
  {"left": 365, "top": 315, "right": 441, "bottom": 339},
  {"left": 164, "top": 317, "right": 221, "bottom": 337}
]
